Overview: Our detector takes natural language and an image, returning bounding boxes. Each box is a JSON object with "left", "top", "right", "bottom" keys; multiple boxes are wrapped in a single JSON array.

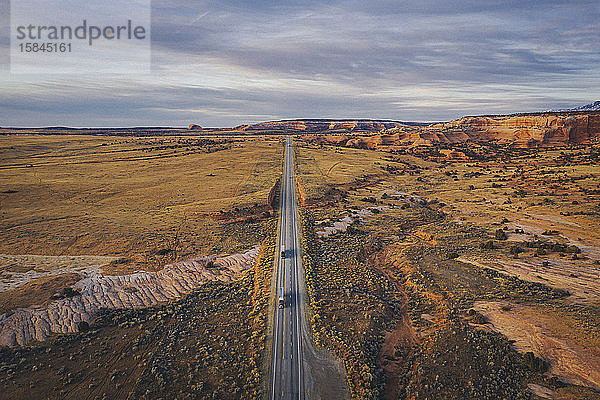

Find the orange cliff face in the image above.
[
  {"left": 236, "top": 113, "right": 599, "bottom": 149},
  {"left": 344, "top": 113, "right": 598, "bottom": 149},
  {"left": 427, "top": 113, "right": 600, "bottom": 148}
]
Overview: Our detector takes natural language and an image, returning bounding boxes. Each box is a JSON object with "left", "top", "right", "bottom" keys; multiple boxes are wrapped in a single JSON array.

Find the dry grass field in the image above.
[{"left": 0, "top": 134, "right": 283, "bottom": 271}]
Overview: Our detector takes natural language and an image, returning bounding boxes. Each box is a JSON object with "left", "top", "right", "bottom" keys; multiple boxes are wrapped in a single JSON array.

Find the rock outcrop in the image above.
[
  {"left": 299, "top": 112, "right": 600, "bottom": 149},
  {"left": 0, "top": 246, "right": 260, "bottom": 347},
  {"left": 235, "top": 112, "right": 599, "bottom": 149},
  {"left": 427, "top": 113, "right": 600, "bottom": 147},
  {"left": 317, "top": 206, "right": 389, "bottom": 237}
]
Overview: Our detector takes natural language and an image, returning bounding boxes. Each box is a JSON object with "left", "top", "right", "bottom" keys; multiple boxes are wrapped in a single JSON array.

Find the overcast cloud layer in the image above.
[{"left": 1, "top": 0, "right": 599, "bottom": 127}]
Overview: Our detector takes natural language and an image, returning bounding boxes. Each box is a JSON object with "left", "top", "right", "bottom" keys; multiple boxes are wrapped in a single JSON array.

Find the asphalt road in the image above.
[{"left": 270, "top": 136, "right": 306, "bottom": 400}]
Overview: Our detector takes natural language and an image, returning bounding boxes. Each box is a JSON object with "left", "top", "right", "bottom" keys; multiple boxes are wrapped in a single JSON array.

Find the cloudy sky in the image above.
[{"left": 1, "top": 0, "right": 599, "bottom": 127}]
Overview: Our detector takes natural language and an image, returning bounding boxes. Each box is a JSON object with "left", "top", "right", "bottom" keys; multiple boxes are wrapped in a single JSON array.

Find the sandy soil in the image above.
[
  {"left": 458, "top": 256, "right": 600, "bottom": 306},
  {"left": 378, "top": 314, "right": 418, "bottom": 400},
  {"left": 506, "top": 221, "right": 600, "bottom": 260},
  {"left": 474, "top": 301, "right": 600, "bottom": 391}
]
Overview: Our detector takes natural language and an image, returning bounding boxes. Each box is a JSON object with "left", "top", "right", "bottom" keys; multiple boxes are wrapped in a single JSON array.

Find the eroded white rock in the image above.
[
  {"left": 0, "top": 246, "right": 260, "bottom": 347},
  {"left": 317, "top": 206, "right": 389, "bottom": 237}
]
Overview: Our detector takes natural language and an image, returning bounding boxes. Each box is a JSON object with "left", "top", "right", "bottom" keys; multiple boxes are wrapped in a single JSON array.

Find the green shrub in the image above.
[
  {"left": 470, "top": 312, "right": 487, "bottom": 324},
  {"left": 523, "top": 351, "right": 548, "bottom": 373},
  {"left": 509, "top": 245, "right": 523, "bottom": 256},
  {"left": 61, "top": 287, "right": 80, "bottom": 298},
  {"left": 361, "top": 197, "right": 378, "bottom": 204},
  {"left": 480, "top": 240, "right": 495, "bottom": 250},
  {"left": 156, "top": 248, "right": 172, "bottom": 256},
  {"left": 495, "top": 229, "right": 508, "bottom": 240},
  {"left": 78, "top": 321, "right": 90, "bottom": 332}
]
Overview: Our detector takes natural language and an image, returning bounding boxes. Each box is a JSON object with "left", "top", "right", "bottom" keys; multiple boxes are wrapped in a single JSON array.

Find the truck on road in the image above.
[
  {"left": 281, "top": 244, "right": 285, "bottom": 258},
  {"left": 278, "top": 288, "right": 285, "bottom": 308}
]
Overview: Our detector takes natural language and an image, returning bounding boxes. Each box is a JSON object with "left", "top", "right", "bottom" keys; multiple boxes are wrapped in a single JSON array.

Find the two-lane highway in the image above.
[{"left": 270, "top": 136, "right": 306, "bottom": 400}]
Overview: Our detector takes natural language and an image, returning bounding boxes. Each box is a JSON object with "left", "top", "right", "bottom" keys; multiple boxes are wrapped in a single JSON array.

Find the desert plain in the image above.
[{"left": 0, "top": 110, "right": 599, "bottom": 399}]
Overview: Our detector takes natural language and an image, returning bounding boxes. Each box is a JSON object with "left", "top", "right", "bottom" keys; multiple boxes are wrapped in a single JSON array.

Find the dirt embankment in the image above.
[{"left": 0, "top": 247, "right": 259, "bottom": 347}]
